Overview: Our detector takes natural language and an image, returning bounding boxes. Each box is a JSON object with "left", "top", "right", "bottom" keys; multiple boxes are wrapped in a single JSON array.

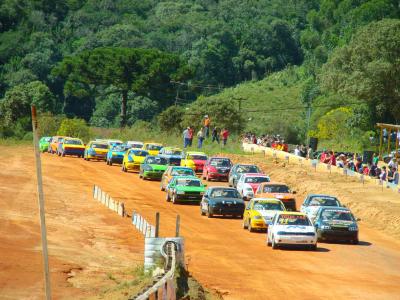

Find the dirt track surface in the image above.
[{"left": 1, "top": 146, "right": 400, "bottom": 300}]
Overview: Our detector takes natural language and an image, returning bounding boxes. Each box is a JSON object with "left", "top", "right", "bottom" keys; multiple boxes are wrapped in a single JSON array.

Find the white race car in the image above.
[
  {"left": 267, "top": 212, "right": 317, "bottom": 250},
  {"left": 236, "top": 173, "right": 270, "bottom": 200}
]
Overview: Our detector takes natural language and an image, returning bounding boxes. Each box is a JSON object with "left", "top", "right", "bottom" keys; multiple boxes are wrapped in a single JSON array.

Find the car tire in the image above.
[
  {"left": 267, "top": 236, "right": 272, "bottom": 247},
  {"left": 172, "top": 194, "right": 178, "bottom": 204},
  {"left": 200, "top": 206, "right": 205, "bottom": 216},
  {"left": 310, "top": 244, "right": 317, "bottom": 251},
  {"left": 109, "top": 160, "right": 112, "bottom": 166},
  {"left": 160, "top": 183, "right": 165, "bottom": 191},
  {"left": 166, "top": 193, "right": 171, "bottom": 202},
  {"left": 272, "top": 236, "right": 278, "bottom": 249},
  {"left": 247, "top": 219, "right": 254, "bottom": 232},
  {"left": 206, "top": 174, "right": 210, "bottom": 181},
  {"left": 122, "top": 164, "right": 127, "bottom": 172},
  {"left": 61, "top": 152, "right": 65, "bottom": 157},
  {"left": 207, "top": 208, "right": 213, "bottom": 218},
  {"left": 242, "top": 218, "right": 248, "bottom": 229}
]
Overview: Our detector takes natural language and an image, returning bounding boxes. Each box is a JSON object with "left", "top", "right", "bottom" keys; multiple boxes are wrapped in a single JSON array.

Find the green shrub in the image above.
[{"left": 57, "top": 118, "right": 90, "bottom": 141}]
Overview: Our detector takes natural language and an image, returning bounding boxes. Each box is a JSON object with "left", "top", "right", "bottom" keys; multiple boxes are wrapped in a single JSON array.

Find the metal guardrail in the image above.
[{"left": 130, "top": 242, "right": 177, "bottom": 300}]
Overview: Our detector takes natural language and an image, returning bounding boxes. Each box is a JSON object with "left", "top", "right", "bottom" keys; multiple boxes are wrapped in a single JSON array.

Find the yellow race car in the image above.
[
  {"left": 181, "top": 151, "right": 208, "bottom": 173},
  {"left": 122, "top": 149, "right": 149, "bottom": 172},
  {"left": 142, "top": 142, "right": 163, "bottom": 156},
  {"left": 243, "top": 198, "right": 286, "bottom": 232},
  {"left": 84, "top": 141, "right": 109, "bottom": 161}
]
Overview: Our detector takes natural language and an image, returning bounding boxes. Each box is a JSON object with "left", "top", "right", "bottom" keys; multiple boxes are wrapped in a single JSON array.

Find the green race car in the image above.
[
  {"left": 39, "top": 136, "right": 51, "bottom": 152},
  {"left": 165, "top": 175, "right": 206, "bottom": 204},
  {"left": 139, "top": 156, "right": 168, "bottom": 180}
]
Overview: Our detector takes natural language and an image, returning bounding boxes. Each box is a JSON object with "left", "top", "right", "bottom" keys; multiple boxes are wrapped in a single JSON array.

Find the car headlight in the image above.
[
  {"left": 321, "top": 225, "right": 331, "bottom": 230},
  {"left": 349, "top": 226, "right": 358, "bottom": 231},
  {"left": 143, "top": 165, "right": 153, "bottom": 171},
  {"left": 176, "top": 190, "right": 185, "bottom": 195},
  {"left": 253, "top": 215, "right": 262, "bottom": 220}
]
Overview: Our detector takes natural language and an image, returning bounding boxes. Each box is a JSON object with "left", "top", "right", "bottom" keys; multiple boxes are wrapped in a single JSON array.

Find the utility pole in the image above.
[
  {"left": 31, "top": 106, "right": 52, "bottom": 300},
  {"left": 305, "top": 102, "right": 312, "bottom": 146}
]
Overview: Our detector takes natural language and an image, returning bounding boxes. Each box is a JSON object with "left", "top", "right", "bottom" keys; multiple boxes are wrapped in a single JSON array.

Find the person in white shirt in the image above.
[{"left": 294, "top": 146, "right": 300, "bottom": 156}]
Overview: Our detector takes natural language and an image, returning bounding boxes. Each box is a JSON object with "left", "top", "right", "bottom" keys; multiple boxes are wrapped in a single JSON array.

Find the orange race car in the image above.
[
  {"left": 254, "top": 182, "right": 297, "bottom": 211},
  {"left": 49, "top": 136, "right": 67, "bottom": 154}
]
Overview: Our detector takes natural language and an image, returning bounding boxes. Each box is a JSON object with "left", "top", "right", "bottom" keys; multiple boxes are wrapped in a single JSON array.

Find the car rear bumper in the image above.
[
  {"left": 176, "top": 194, "right": 202, "bottom": 201},
  {"left": 110, "top": 156, "right": 123, "bottom": 163},
  {"left": 64, "top": 149, "right": 84, "bottom": 155}
]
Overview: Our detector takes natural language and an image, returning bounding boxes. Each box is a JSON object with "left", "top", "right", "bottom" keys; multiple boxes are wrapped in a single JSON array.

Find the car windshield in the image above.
[
  {"left": 210, "top": 189, "right": 240, "bottom": 198},
  {"left": 42, "top": 137, "right": 51, "bottom": 142},
  {"left": 277, "top": 214, "right": 311, "bottom": 226},
  {"left": 92, "top": 144, "right": 108, "bottom": 149},
  {"left": 176, "top": 179, "right": 201, "bottom": 187},
  {"left": 321, "top": 210, "right": 354, "bottom": 222},
  {"left": 165, "top": 150, "right": 182, "bottom": 155},
  {"left": 171, "top": 168, "right": 195, "bottom": 176},
  {"left": 112, "top": 145, "right": 129, "bottom": 151},
  {"left": 263, "top": 185, "right": 289, "bottom": 193},
  {"left": 64, "top": 139, "right": 83, "bottom": 145},
  {"left": 130, "top": 143, "right": 143, "bottom": 149},
  {"left": 309, "top": 197, "right": 340, "bottom": 207},
  {"left": 146, "top": 157, "right": 167, "bottom": 165},
  {"left": 188, "top": 154, "right": 207, "bottom": 160},
  {"left": 130, "top": 150, "right": 148, "bottom": 156},
  {"left": 147, "top": 144, "right": 162, "bottom": 150},
  {"left": 237, "top": 165, "right": 260, "bottom": 173},
  {"left": 253, "top": 201, "right": 283, "bottom": 211},
  {"left": 210, "top": 159, "right": 231, "bottom": 167},
  {"left": 245, "top": 176, "right": 270, "bottom": 183}
]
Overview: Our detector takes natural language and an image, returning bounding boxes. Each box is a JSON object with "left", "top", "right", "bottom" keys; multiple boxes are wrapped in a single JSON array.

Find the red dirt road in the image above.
[{"left": 1, "top": 146, "right": 400, "bottom": 299}]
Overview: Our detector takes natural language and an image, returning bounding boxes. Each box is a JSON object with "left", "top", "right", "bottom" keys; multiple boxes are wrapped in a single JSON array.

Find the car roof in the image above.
[
  {"left": 208, "top": 186, "right": 237, "bottom": 190},
  {"left": 144, "top": 142, "right": 163, "bottom": 145},
  {"left": 209, "top": 156, "right": 230, "bottom": 159},
  {"left": 242, "top": 173, "right": 267, "bottom": 177},
  {"left": 173, "top": 175, "right": 200, "bottom": 180},
  {"left": 307, "top": 194, "right": 337, "bottom": 198},
  {"left": 252, "top": 198, "right": 283, "bottom": 203},
  {"left": 65, "top": 137, "right": 82, "bottom": 141},
  {"left": 319, "top": 206, "right": 349, "bottom": 212},
  {"left": 171, "top": 166, "right": 193, "bottom": 169},
  {"left": 163, "top": 146, "right": 182, "bottom": 150},
  {"left": 90, "top": 141, "right": 108, "bottom": 145},
  {"left": 234, "top": 163, "right": 258, "bottom": 166},
  {"left": 260, "top": 182, "right": 288, "bottom": 186},
  {"left": 186, "top": 151, "right": 207, "bottom": 155},
  {"left": 276, "top": 211, "right": 307, "bottom": 216}
]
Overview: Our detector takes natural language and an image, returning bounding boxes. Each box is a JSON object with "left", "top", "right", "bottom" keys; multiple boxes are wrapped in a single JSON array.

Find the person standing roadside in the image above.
[
  {"left": 212, "top": 127, "right": 220, "bottom": 143},
  {"left": 183, "top": 127, "right": 190, "bottom": 148},
  {"left": 221, "top": 128, "right": 229, "bottom": 146},
  {"left": 204, "top": 115, "right": 211, "bottom": 138},
  {"left": 197, "top": 127, "right": 205, "bottom": 149},
  {"left": 188, "top": 126, "right": 194, "bottom": 147},
  {"left": 372, "top": 153, "right": 379, "bottom": 166}
]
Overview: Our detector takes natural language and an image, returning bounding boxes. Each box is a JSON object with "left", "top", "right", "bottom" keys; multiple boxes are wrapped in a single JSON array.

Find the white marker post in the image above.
[{"left": 31, "top": 106, "right": 52, "bottom": 300}]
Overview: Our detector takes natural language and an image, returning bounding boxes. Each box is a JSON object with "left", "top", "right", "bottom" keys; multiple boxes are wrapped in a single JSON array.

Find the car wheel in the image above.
[
  {"left": 206, "top": 174, "right": 210, "bottom": 181},
  {"left": 233, "top": 179, "right": 236, "bottom": 188},
  {"left": 228, "top": 180, "right": 232, "bottom": 187},
  {"left": 200, "top": 206, "right": 205, "bottom": 216},
  {"left": 160, "top": 183, "right": 165, "bottom": 191},
  {"left": 267, "top": 235, "right": 272, "bottom": 247},
  {"left": 272, "top": 236, "right": 278, "bottom": 249},
  {"left": 207, "top": 208, "right": 213, "bottom": 218},
  {"left": 248, "top": 219, "right": 254, "bottom": 232},
  {"left": 122, "top": 164, "right": 127, "bottom": 172},
  {"left": 310, "top": 244, "right": 317, "bottom": 251},
  {"left": 172, "top": 194, "right": 178, "bottom": 204},
  {"left": 166, "top": 193, "right": 171, "bottom": 202},
  {"left": 61, "top": 152, "right": 65, "bottom": 157},
  {"left": 242, "top": 218, "right": 248, "bottom": 229}
]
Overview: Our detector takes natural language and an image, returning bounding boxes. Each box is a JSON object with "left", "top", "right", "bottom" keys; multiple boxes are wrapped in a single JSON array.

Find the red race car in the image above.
[{"left": 202, "top": 157, "right": 233, "bottom": 182}]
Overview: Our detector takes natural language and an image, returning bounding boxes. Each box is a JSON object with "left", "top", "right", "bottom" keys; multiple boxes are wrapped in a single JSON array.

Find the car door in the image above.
[
  {"left": 236, "top": 175, "right": 245, "bottom": 195},
  {"left": 300, "top": 196, "right": 310, "bottom": 213},
  {"left": 243, "top": 200, "right": 253, "bottom": 224}
]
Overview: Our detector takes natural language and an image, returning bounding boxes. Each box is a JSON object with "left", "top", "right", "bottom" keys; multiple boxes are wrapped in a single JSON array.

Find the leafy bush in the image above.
[
  {"left": 57, "top": 118, "right": 90, "bottom": 141},
  {"left": 158, "top": 106, "right": 184, "bottom": 133}
]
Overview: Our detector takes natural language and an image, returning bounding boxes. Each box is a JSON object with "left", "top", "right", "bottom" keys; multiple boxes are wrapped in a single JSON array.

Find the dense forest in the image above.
[{"left": 0, "top": 0, "right": 399, "bottom": 146}]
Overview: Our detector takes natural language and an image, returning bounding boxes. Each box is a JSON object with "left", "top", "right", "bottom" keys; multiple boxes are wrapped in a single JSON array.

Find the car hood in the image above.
[
  {"left": 260, "top": 193, "right": 295, "bottom": 200},
  {"left": 147, "top": 164, "right": 168, "bottom": 171},
  {"left": 176, "top": 186, "right": 205, "bottom": 192},
  {"left": 148, "top": 150, "right": 160, "bottom": 156},
  {"left": 274, "top": 225, "right": 315, "bottom": 233},
  {"left": 209, "top": 197, "right": 244, "bottom": 204},
  {"left": 245, "top": 183, "right": 261, "bottom": 193},
  {"left": 132, "top": 156, "right": 145, "bottom": 163}
]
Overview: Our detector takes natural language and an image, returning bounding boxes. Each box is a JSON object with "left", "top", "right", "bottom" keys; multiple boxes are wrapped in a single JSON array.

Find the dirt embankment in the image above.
[{"left": 226, "top": 153, "right": 400, "bottom": 239}]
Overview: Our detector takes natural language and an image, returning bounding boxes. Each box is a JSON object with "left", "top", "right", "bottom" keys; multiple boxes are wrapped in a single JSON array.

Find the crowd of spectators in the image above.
[{"left": 242, "top": 132, "right": 399, "bottom": 185}]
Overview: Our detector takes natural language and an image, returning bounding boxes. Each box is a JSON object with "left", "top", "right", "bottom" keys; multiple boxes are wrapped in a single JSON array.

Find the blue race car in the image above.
[
  {"left": 106, "top": 144, "right": 130, "bottom": 165},
  {"left": 313, "top": 207, "right": 359, "bottom": 244},
  {"left": 158, "top": 146, "right": 183, "bottom": 166}
]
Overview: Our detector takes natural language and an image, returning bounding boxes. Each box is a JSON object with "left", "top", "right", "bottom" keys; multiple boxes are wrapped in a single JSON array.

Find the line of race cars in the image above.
[{"left": 39, "top": 136, "right": 360, "bottom": 250}]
